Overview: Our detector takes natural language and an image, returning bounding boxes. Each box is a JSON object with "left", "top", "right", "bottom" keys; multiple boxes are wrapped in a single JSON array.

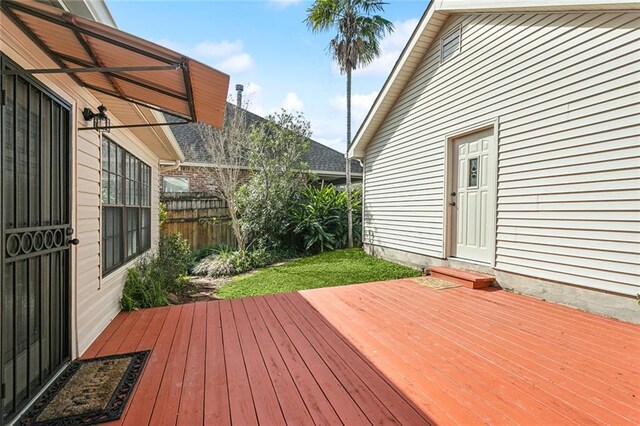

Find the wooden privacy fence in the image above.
[{"left": 160, "top": 193, "right": 237, "bottom": 250}]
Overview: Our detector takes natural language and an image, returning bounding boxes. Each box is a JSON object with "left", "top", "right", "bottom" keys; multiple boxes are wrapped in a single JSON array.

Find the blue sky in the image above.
[{"left": 106, "top": 0, "right": 427, "bottom": 152}]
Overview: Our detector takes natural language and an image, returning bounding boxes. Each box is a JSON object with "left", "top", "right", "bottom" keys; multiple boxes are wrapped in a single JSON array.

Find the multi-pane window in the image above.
[{"left": 102, "top": 138, "right": 151, "bottom": 274}]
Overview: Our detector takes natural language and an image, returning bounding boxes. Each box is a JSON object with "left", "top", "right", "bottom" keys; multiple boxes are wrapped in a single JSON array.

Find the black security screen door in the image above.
[{"left": 0, "top": 56, "right": 72, "bottom": 423}]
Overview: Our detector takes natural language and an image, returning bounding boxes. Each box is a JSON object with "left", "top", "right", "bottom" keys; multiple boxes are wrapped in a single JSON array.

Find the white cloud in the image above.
[
  {"left": 269, "top": 0, "right": 302, "bottom": 8},
  {"left": 237, "top": 82, "right": 265, "bottom": 114},
  {"left": 154, "top": 38, "right": 254, "bottom": 75},
  {"left": 331, "top": 18, "right": 419, "bottom": 77},
  {"left": 192, "top": 40, "right": 244, "bottom": 58},
  {"left": 217, "top": 53, "right": 254, "bottom": 74},
  {"left": 329, "top": 91, "right": 378, "bottom": 122},
  {"left": 281, "top": 92, "right": 304, "bottom": 111}
]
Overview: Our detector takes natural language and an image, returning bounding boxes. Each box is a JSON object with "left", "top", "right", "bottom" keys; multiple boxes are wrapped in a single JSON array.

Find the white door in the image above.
[{"left": 450, "top": 128, "right": 495, "bottom": 263}]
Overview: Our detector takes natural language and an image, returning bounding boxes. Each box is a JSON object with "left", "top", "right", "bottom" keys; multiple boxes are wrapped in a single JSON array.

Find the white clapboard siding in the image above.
[
  {"left": 364, "top": 10, "right": 640, "bottom": 296},
  {"left": 2, "top": 16, "right": 164, "bottom": 355}
]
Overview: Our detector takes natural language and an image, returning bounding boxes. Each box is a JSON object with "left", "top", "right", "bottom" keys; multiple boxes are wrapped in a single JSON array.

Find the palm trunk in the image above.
[{"left": 346, "top": 66, "right": 353, "bottom": 248}]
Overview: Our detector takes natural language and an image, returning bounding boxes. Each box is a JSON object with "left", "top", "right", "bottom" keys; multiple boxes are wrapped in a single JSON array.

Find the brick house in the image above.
[{"left": 161, "top": 95, "right": 362, "bottom": 195}]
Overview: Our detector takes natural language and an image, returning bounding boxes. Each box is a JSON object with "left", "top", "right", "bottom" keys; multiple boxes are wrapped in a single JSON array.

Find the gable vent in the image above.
[{"left": 441, "top": 25, "right": 461, "bottom": 63}]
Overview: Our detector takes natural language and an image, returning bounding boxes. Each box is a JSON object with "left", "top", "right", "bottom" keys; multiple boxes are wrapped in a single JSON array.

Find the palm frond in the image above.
[{"left": 306, "top": 0, "right": 394, "bottom": 73}]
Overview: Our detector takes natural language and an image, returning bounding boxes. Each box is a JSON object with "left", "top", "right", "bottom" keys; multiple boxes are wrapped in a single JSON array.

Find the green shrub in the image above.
[
  {"left": 121, "top": 260, "right": 171, "bottom": 311},
  {"left": 236, "top": 110, "right": 311, "bottom": 250},
  {"left": 156, "top": 232, "right": 192, "bottom": 294},
  {"left": 290, "top": 184, "right": 362, "bottom": 253},
  {"left": 120, "top": 232, "right": 191, "bottom": 311},
  {"left": 192, "top": 246, "right": 300, "bottom": 278},
  {"left": 189, "top": 243, "right": 233, "bottom": 271}
]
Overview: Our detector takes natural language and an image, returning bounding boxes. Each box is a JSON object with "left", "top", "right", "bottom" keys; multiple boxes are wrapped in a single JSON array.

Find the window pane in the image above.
[
  {"left": 102, "top": 206, "right": 123, "bottom": 273},
  {"left": 163, "top": 176, "right": 189, "bottom": 193},
  {"left": 116, "top": 174, "right": 123, "bottom": 204},
  {"left": 101, "top": 174, "right": 109, "bottom": 204},
  {"left": 102, "top": 139, "right": 109, "bottom": 172},
  {"left": 109, "top": 173, "right": 117, "bottom": 204},
  {"left": 109, "top": 141, "right": 117, "bottom": 172},
  {"left": 141, "top": 208, "right": 151, "bottom": 250},
  {"left": 116, "top": 145, "right": 123, "bottom": 175},
  {"left": 127, "top": 207, "right": 139, "bottom": 257}
]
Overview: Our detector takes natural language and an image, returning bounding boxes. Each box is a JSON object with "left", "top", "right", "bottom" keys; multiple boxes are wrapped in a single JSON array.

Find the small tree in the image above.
[
  {"left": 195, "top": 103, "right": 251, "bottom": 250},
  {"left": 237, "top": 110, "right": 311, "bottom": 249}
]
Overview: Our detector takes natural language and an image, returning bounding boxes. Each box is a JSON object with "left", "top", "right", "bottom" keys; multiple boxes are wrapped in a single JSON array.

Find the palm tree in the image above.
[{"left": 306, "top": 0, "right": 393, "bottom": 248}]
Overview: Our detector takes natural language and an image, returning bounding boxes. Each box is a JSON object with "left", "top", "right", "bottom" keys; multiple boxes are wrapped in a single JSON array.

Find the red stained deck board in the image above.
[
  {"left": 370, "top": 283, "right": 639, "bottom": 425},
  {"left": 86, "top": 280, "right": 640, "bottom": 426},
  {"left": 400, "top": 281, "right": 640, "bottom": 396},
  {"left": 304, "top": 287, "right": 503, "bottom": 425},
  {"left": 177, "top": 302, "right": 208, "bottom": 426},
  {"left": 430, "top": 266, "right": 495, "bottom": 282},
  {"left": 264, "top": 295, "right": 371, "bottom": 426},
  {"left": 251, "top": 296, "right": 342, "bottom": 426},
  {"left": 230, "top": 300, "right": 287, "bottom": 425},
  {"left": 402, "top": 283, "right": 640, "bottom": 422},
  {"left": 203, "top": 301, "right": 231, "bottom": 425},
  {"left": 149, "top": 304, "right": 195, "bottom": 426},
  {"left": 81, "top": 311, "right": 129, "bottom": 359},
  {"left": 121, "top": 305, "right": 182, "bottom": 426},
  {"left": 276, "top": 293, "right": 429, "bottom": 426},
  {"left": 115, "top": 308, "right": 156, "bottom": 354},
  {"left": 241, "top": 298, "right": 315, "bottom": 426},
  {"left": 269, "top": 294, "right": 395, "bottom": 425},
  {"left": 219, "top": 300, "right": 259, "bottom": 426}
]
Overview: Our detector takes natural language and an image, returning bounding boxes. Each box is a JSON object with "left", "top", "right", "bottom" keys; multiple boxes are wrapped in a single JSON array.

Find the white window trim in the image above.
[{"left": 440, "top": 25, "right": 462, "bottom": 64}]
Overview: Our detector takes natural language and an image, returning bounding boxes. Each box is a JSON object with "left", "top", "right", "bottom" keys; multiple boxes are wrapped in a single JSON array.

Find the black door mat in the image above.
[{"left": 20, "top": 350, "right": 149, "bottom": 425}]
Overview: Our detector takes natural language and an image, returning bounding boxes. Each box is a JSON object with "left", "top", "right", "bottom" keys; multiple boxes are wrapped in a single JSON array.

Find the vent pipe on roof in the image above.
[{"left": 235, "top": 84, "right": 244, "bottom": 108}]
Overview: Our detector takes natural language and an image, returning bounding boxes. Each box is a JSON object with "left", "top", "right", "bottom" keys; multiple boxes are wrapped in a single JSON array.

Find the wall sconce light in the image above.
[{"left": 82, "top": 105, "right": 110, "bottom": 132}]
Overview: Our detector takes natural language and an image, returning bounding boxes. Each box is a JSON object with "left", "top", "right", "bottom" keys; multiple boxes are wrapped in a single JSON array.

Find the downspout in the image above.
[{"left": 355, "top": 157, "right": 365, "bottom": 250}]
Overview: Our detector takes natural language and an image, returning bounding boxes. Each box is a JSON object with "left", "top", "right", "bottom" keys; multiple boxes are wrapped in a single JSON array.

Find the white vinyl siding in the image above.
[{"left": 363, "top": 11, "right": 640, "bottom": 296}]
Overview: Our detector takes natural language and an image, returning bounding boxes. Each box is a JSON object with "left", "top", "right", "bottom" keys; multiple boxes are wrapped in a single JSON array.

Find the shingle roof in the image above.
[{"left": 166, "top": 103, "right": 362, "bottom": 174}]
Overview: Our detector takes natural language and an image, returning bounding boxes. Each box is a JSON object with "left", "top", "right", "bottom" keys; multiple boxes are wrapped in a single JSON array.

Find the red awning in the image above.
[{"left": 1, "top": 0, "right": 230, "bottom": 128}]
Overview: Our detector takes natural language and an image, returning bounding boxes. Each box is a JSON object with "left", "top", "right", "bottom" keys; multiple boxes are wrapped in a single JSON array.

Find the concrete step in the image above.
[{"left": 429, "top": 266, "right": 495, "bottom": 289}]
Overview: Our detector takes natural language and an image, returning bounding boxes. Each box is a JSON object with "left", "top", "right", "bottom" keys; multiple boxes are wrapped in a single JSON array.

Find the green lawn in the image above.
[{"left": 217, "top": 248, "right": 420, "bottom": 299}]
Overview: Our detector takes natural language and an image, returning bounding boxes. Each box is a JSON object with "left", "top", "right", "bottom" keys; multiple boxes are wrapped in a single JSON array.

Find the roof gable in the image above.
[
  {"left": 349, "top": 0, "right": 640, "bottom": 158},
  {"left": 167, "top": 104, "right": 362, "bottom": 174}
]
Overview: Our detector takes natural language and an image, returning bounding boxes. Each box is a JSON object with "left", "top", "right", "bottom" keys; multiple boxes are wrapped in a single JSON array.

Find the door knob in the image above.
[
  {"left": 449, "top": 201, "right": 456, "bottom": 207},
  {"left": 451, "top": 191, "right": 456, "bottom": 197},
  {"left": 68, "top": 238, "right": 80, "bottom": 246}
]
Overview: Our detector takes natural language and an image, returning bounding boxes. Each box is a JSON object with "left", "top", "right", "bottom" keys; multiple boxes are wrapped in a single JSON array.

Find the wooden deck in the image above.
[{"left": 83, "top": 279, "right": 640, "bottom": 425}]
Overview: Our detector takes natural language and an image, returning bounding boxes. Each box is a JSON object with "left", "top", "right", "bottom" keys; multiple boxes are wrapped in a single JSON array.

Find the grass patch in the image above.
[{"left": 217, "top": 248, "right": 420, "bottom": 299}]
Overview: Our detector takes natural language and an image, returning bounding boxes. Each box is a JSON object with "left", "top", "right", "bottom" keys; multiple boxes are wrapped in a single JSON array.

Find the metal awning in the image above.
[{"left": 0, "top": 0, "right": 230, "bottom": 129}]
